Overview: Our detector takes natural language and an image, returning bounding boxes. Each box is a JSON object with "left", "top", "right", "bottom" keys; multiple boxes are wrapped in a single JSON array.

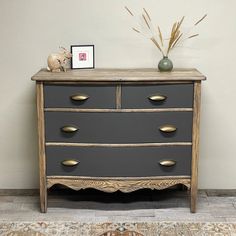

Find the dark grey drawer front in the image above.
[
  {"left": 45, "top": 112, "right": 192, "bottom": 143},
  {"left": 46, "top": 146, "right": 192, "bottom": 177},
  {"left": 122, "top": 84, "right": 193, "bottom": 108},
  {"left": 44, "top": 84, "right": 116, "bottom": 108}
]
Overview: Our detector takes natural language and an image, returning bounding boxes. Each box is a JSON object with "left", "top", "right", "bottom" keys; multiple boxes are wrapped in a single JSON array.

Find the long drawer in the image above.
[
  {"left": 44, "top": 84, "right": 116, "bottom": 108},
  {"left": 122, "top": 84, "right": 194, "bottom": 108},
  {"left": 46, "top": 146, "right": 192, "bottom": 177},
  {"left": 45, "top": 112, "right": 193, "bottom": 143}
]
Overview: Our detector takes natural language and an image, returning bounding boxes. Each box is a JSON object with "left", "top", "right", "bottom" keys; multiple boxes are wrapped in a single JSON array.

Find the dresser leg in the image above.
[
  {"left": 40, "top": 187, "right": 47, "bottom": 213},
  {"left": 37, "top": 82, "right": 47, "bottom": 213},
  {"left": 190, "top": 187, "right": 197, "bottom": 213},
  {"left": 190, "top": 81, "right": 201, "bottom": 213}
]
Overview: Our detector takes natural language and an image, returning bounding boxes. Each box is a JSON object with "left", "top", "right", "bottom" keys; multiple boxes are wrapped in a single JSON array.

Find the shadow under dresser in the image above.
[{"left": 31, "top": 68, "right": 206, "bottom": 213}]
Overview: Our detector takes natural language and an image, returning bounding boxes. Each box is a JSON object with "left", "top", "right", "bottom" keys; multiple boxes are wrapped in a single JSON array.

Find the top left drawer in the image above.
[{"left": 44, "top": 84, "right": 116, "bottom": 108}]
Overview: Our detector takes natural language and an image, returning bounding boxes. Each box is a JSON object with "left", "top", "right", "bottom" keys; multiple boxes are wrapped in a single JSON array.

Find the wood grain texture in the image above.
[
  {"left": 45, "top": 142, "right": 192, "bottom": 147},
  {"left": 47, "top": 176, "right": 191, "bottom": 192},
  {"left": 191, "top": 81, "right": 201, "bottom": 213},
  {"left": 44, "top": 108, "right": 193, "bottom": 112},
  {"left": 32, "top": 68, "right": 206, "bottom": 82},
  {"left": 36, "top": 82, "right": 47, "bottom": 213}
]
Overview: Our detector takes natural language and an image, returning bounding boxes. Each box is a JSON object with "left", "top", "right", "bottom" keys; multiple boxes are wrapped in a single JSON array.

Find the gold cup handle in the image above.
[
  {"left": 159, "top": 160, "right": 176, "bottom": 167},
  {"left": 70, "top": 93, "right": 89, "bottom": 101},
  {"left": 61, "top": 126, "right": 78, "bottom": 133},
  {"left": 148, "top": 94, "right": 167, "bottom": 102},
  {"left": 61, "top": 160, "right": 79, "bottom": 167},
  {"left": 159, "top": 125, "right": 177, "bottom": 133}
]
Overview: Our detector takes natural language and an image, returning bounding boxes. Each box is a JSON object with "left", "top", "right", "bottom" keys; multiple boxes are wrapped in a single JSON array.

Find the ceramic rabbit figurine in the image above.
[{"left": 47, "top": 47, "right": 72, "bottom": 72}]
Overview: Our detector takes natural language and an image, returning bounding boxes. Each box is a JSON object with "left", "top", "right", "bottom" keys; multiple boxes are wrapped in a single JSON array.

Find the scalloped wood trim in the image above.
[{"left": 47, "top": 177, "right": 191, "bottom": 193}]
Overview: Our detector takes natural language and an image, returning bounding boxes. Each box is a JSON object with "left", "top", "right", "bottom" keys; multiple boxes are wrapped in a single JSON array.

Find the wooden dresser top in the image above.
[{"left": 32, "top": 68, "right": 206, "bottom": 82}]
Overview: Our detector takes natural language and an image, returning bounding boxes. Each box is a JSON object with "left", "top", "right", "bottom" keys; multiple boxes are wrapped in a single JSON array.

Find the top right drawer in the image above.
[{"left": 122, "top": 83, "right": 194, "bottom": 109}]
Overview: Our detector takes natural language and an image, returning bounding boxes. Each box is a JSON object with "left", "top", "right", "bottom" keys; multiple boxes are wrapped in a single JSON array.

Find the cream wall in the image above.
[{"left": 0, "top": 0, "right": 235, "bottom": 189}]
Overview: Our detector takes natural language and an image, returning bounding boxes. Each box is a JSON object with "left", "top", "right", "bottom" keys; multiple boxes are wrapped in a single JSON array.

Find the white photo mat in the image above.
[{"left": 71, "top": 45, "right": 94, "bottom": 69}]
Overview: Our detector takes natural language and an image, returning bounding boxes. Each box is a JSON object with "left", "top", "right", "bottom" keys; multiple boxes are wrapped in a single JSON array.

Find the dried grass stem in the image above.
[
  {"left": 195, "top": 14, "right": 207, "bottom": 26},
  {"left": 143, "top": 8, "right": 151, "bottom": 21},
  {"left": 125, "top": 6, "right": 134, "bottom": 16},
  {"left": 142, "top": 14, "right": 150, "bottom": 29}
]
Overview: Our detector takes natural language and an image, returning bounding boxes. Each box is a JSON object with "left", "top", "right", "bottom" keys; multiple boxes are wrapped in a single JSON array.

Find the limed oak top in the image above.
[{"left": 32, "top": 68, "right": 206, "bottom": 82}]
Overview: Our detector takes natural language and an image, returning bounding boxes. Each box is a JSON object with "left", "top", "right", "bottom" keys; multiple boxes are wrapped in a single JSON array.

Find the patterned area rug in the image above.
[{"left": 1, "top": 221, "right": 236, "bottom": 236}]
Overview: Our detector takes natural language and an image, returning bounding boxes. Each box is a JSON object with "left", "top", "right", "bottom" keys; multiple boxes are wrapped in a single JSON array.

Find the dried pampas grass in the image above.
[{"left": 124, "top": 6, "right": 207, "bottom": 57}]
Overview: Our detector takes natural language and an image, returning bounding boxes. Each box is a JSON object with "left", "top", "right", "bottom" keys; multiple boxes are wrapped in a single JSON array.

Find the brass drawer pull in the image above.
[
  {"left": 70, "top": 93, "right": 89, "bottom": 101},
  {"left": 159, "top": 125, "right": 177, "bottom": 133},
  {"left": 61, "top": 126, "right": 78, "bottom": 133},
  {"left": 159, "top": 160, "right": 176, "bottom": 167},
  {"left": 148, "top": 94, "right": 167, "bottom": 102},
  {"left": 61, "top": 160, "right": 79, "bottom": 167}
]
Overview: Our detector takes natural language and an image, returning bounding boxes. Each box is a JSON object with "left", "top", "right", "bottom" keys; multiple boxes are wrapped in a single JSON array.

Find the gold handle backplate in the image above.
[
  {"left": 61, "top": 160, "right": 79, "bottom": 167},
  {"left": 148, "top": 94, "right": 167, "bottom": 102},
  {"left": 70, "top": 93, "right": 89, "bottom": 101},
  {"left": 159, "top": 125, "right": 177, "bottom": 133},
  {"left": 159, "top": 160, "right": 176, "bottom": 167},
  {"left": 61, "top": 126, "right": 78, "bottom": 133}
]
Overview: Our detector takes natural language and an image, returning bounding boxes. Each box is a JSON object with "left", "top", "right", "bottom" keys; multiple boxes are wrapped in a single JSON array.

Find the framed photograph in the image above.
[{"left": 71, "top": 45, "right": 95, "bottom": 69}]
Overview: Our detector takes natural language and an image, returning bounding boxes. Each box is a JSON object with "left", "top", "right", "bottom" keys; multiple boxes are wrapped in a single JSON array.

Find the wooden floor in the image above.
[{"left": 1, "top": 188, "right": 236, "bottom": 222}]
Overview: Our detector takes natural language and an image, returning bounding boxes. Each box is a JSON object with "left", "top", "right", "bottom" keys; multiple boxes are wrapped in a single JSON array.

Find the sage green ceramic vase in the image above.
[{"left": 158, "top": 56, "right": 173, "bottom": 72}]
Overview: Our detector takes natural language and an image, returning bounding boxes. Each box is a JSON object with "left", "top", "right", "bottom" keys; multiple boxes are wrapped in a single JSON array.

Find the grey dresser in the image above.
[{"left": 32, "top": 68, "right": 206, "bottom": 213}]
